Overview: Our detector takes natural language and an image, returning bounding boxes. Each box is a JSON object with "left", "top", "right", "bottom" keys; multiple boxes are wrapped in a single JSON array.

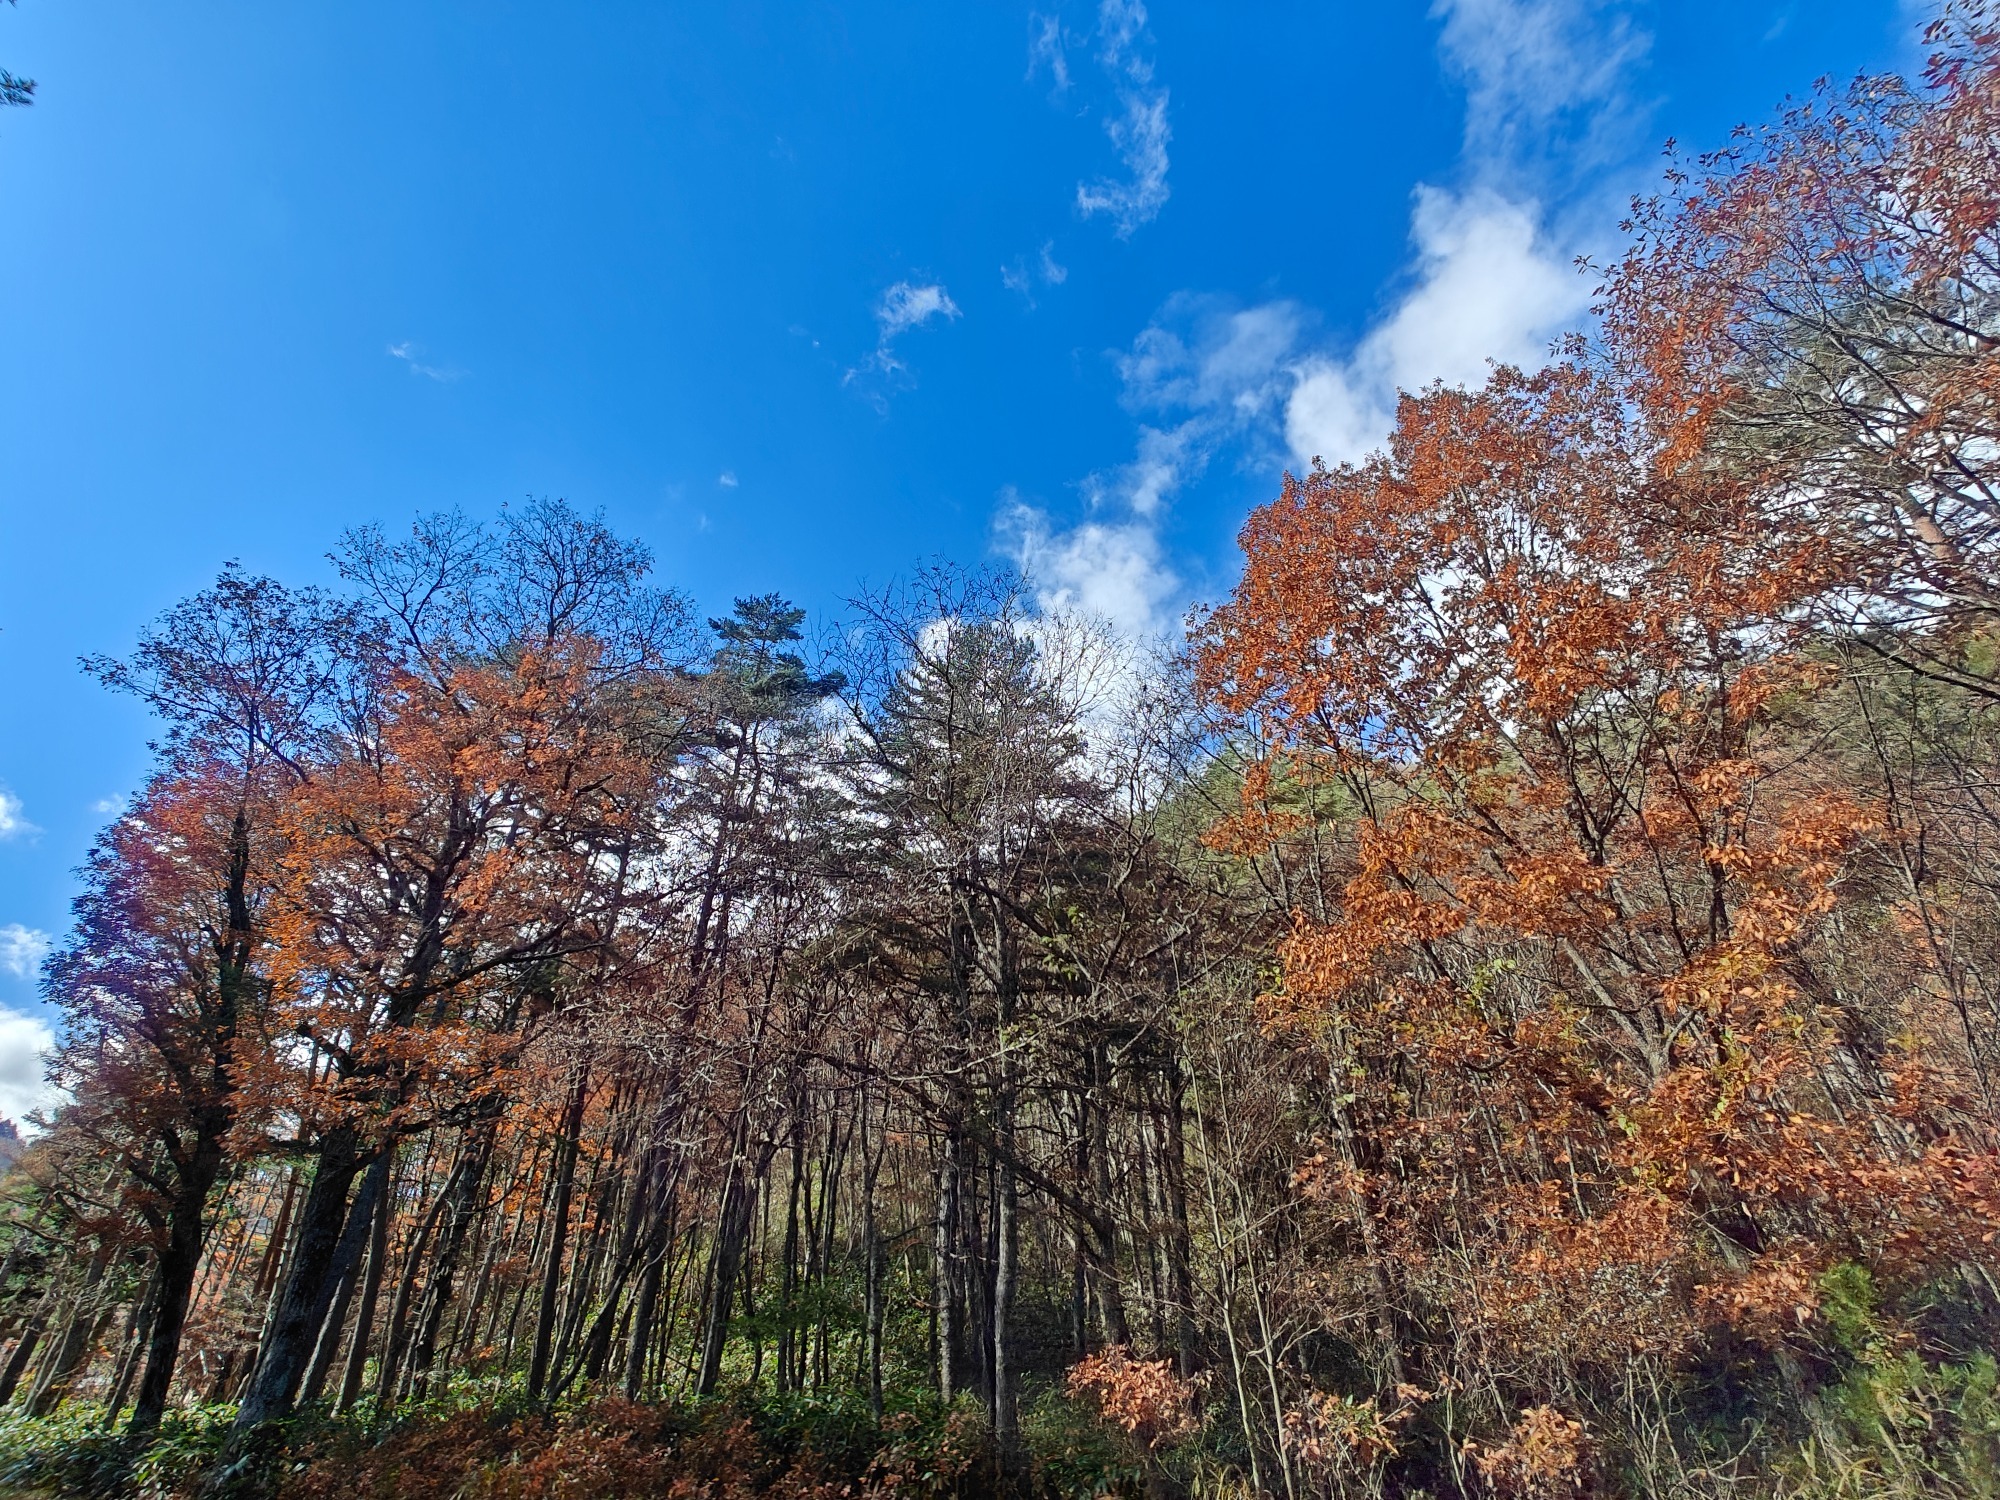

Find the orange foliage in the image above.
[
  {"left": 1066, "top": 1345, "right": 1199, "bottom": 1452},
  {"left": 1198, "top": 182, "right": 2000, "bottom": 1403}
]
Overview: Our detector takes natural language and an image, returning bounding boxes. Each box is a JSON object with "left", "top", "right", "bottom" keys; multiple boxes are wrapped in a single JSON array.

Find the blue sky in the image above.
[{"left": 0, "top": 0, "right": 1919, "bottom": 1113}]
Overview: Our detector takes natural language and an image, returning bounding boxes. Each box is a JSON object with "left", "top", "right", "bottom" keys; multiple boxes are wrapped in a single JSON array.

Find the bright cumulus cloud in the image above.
[
  {"left": 0, "top": 928, "right": 56, "bottom": 1129},
  {"left": 1000, "top": 191, "right": 1586, "bottom": 641},
  {"left": 0, "top": 925, "right": 48, "bottom": 980},
  {"left": 0, "top": 1006, "right": 55, "bottom": 1128},
  {"left": 997, "top": 0, "right": 1633, "bottom": 650},
  {"left": 1285, "top": 187, "right": 1586, "bottom": 468},
  {"left": 0, "top": 790, "right": 33, "bottom": 840},
  {"left": 1000, "top": 498, "right": 1179, "bottom": 643}
]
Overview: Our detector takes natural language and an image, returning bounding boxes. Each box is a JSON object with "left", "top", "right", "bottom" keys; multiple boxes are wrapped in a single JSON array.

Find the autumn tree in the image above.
[
  {"left": 233, "top": 503, "right": 693, "bottom": 1430},
  {"left": 49, "top": 568, "right": 362, "bottom": 1431}
]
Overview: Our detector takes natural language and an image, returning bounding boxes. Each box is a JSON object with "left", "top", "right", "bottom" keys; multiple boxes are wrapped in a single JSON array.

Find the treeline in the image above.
[{"left": 4, "top": 9, "right": 1999, "bottom": 1498}]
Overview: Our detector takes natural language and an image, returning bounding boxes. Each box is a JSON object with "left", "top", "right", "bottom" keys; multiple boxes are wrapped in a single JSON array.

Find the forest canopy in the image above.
[{"left": 3, "top": 7, "right": 2000, "bottom": 1498}]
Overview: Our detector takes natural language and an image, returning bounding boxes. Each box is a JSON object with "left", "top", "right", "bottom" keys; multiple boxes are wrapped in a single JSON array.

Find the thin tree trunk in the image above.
[
  {"left": 933, "top": 1130, "right": 960, "bottom": 1402},
  {"left": 406, "top": 1118, "right": 499, "bottom": 1396},
  {"left": 103, "top": 1273, "right": 157, "bottom": 1425},
  {"left": 0, "top": 1285, "right": 54, "bottom": 1406},
  {"left": 695, "top": 1123, "right": 761, "bottom": 1397},
  {"left": 336, "top": 1154, "right": 394, "bottom": 1413},
  {"left": 374, "top": 1150, "right": 461, "bottom": 1409},
  {"left": 529, "top": 1065, "right": 589, "bottom": 1400},
  {"left": 26, "top": 1247, "right": 111, "bottom": 1417}
]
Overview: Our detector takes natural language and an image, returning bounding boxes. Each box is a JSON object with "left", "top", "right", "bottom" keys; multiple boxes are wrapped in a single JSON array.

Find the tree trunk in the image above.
[
  {"left": 933, "top": 1130, "right": 960, "bottom": 1401},
  {"left": 234, "top": 1131, "right": 382, "bottom": 1431},
  {"left": 299, "top": 1249, "right": 359, "bottom": 1406},
  {"left": 129, "top": 1146, "right": 224, "bottom": 1430},
  {"left": 1089, "top": 1042, "right": 1130, "bottom": 1348},
  {"left": 1161, "top": 1060, "right": 1200, "bottom": 1376},
  {"left": 861, "top": 1101, "right": 886, "bottom": 1419},
  {"left": 694, "top": 1126, "right": 761, "bottom": 1397},
  {"left": 26, "top": 1248, "right": 111, "bottom": 1417},
  {"left": 102, "top": 1273, "right": 157, "bottom": 1425},
  {"left": 374, "top": 1150, "right": 461, "bottom": 1409},
  {"left": 621, "top": 1188, "right": 678, "bottom": 1401},
  {"left": 528, "top": 1066, "right": 589, "bottom": 1400},
  {"left": 406, "top": 1120, "right": 498, "bottom": 1396},
  {"left": 0, "top": 1287, "right": 53, "bottom": 1406},
  {"left": 336, "top": 1162, "right": 394, "bottom": 1413}
]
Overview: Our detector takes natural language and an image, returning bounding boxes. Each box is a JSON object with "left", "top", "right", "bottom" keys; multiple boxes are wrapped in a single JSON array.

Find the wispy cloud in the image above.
[
  {"left": 1002, "top": 298, "right": 1305, "bottom": 638},
  {"left": 1104, "top": 298, "right": 1305, "bottom": 511},
  {"left": 1032, "top": 1, "right": 1172, "bottom": 237},
  {"left": 718, "top": 471, "right": 740, "bottom": 488},
  {"left": 1074, "top": 1, "right": 1171, "bottom": 236},
  {"left": 1001, "top": 240, "right": 1070, "bottom": 306},
  {"left": 0, "top": 791, "right": 34, "bottom": 842},
  {"left": 876, "top": 282, "right": 960, "bottom": 343},
  {"left": 1432, "top": 0, "right": 1649, "bottom": 185},
  {"left": 386, "top": 340, "right": 464, "bottom": 383},
  {"left": 846, "top": 281, "right": 962, "bottom": 398},
  {"left": 1027, "top": 11, "right": 1071, "bottom": 93},
  {"left": 0, "top": 925, "right": 48, "bottom": 981}
]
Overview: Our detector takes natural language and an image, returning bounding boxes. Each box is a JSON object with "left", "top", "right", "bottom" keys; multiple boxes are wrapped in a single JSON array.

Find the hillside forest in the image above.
[{"left": 2, "top": 9, "right": 1998, "bottom": 1498}]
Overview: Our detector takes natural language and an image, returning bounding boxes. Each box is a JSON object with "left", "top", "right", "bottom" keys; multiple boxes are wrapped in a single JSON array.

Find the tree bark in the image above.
[
  {"left": 26, "top": 1247, "right": 111, "bottom": 1417},
  {"left": 932, "top": 1129, "right": 961, "bottom": 1402},
  {"left": 528, "top": 1066, "right": 589, "bottom": 1400},
  {"left": 129, "top": 1145, "right": 225, "bottom": 1430},
  {"left": 337, "top": 1161, "right": 394, "bottom": 1413},
  {"left": 234, "top": 1131, "right": 382, "bottom": 1431},
  {"left": 694, "top": 1122, "right": 763, "bottom": 1397}
]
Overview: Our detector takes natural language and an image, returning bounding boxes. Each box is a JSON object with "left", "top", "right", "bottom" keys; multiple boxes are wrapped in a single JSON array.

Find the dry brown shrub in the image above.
[
  {"left": 1469, "top": 1406, "right": 1600, "bottom": 1499},
  {"left": 1065, "top": 1346, "right": 1198, "bottom": 1452}
]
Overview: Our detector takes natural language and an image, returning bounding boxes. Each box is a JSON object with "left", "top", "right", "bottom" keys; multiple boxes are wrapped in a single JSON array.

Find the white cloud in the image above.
[
  {"left": 1272, "top": 1, "right": 1636, "bottom": 466},
  {"left": 1432, "top": 0, "right": 1648, "bottom": 179},
  {"left": 848, "top": 281, "right": 962, "bottom": 392},
  {"left": 718, "top": 471, "right": 739, "bottom": 488},
  {"left": 0, "top": 1005, "right": 57, "bottom": 1128},
  {"left": 1000, "top": 496, "right": 1179, "bottom": 642},
  {"left": 0, "top": 791, "right": 32, "bottom": 841},
  {"left": 1027, "top": 11, "right": 1070, "bottom": 92},
  {"left": 1095, "top": 0, "right": 1154, "bottom": 82},
  {"left": 1101, "top": 297, "right": 1305, "bottom": 512},
  {"left": 875, "top": 281, "right": 961, "bottom": 341},
  {"left": 1002, "top": 240, "right": 1070, "bottom": 306},
  {"left": 386, "top": 340, "right": 463, "bottom": 383},
  {"left": 996, "top": 299, "right": 1304, "bottom": 641},
  {"left": 0, "top": 925, "right": 48, "bottom": 981},
  {"left": 999, "top": 0, "right": 1635, "bottom": 638},
  {"left": 1077, "top": 88, "right": 1171, "bottom": 237},
  {"left": 91, "top": 796, "right": 124, "bottom": 817},
  {"left": 1038, "top": 0, "right": 1170, "bottom": 238},
  {"left": 1285, "top": 187, "right": 1586, "bottom": 467}
]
